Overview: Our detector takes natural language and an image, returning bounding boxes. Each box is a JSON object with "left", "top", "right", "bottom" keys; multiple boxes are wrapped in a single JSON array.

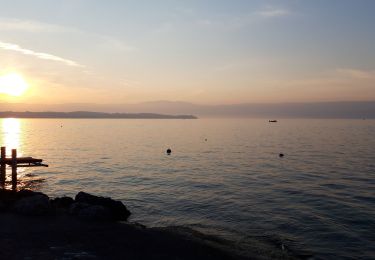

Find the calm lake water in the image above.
[{"left": 1, "top": 118, "right": 374, "bottom": 259}]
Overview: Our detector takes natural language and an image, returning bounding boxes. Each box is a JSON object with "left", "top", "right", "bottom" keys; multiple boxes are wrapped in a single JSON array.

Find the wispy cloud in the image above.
[
  {"left": 336, "top": 68, "right": 375, "bottom": 79},
  {"left": 121, "top": 79, "right": 141, "bottom": 88},
  {"left": 0, "top": 18, "right": 74, "bottom": 33},
  {"left": 267, "top": 68, "right": 375, "bottom": 92},
  {"left": 0, "top": 41, "right": 83, "bottom": 67},
  {"left": 194, "top": 6, "right": 292, "bottom": 31},
  {"left": 100, "top": 36, "right": 137, "bottom": 52},
  {"left": 0, "top": 18, "right": 136, "bottom": 53},
  {"left": 257, "top": 8, "right": 290, "bottom": 18},
  {"left": 152, "top": 22, "right": 174, "bottom": 34}
]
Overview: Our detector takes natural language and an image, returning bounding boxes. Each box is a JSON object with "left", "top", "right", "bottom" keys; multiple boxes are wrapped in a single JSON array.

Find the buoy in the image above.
[
  {"left": 166, "top": 148, "right": 172, "bottom": 155},
  {"left": 279, "top": 153, "right": 284, "bottom": 157},
  {"left": 205, "top": 138, "right": 207, "bottom": 141}
]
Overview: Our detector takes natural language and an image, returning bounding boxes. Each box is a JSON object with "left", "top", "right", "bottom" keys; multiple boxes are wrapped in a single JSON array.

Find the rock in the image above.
[
  {"left": 50, "top": 196, "right": 75, "bottom": 214},
  {"left": 13, "top": 195, "right": 51, "bottom": 216},
  {"left": 69, "top": 202, "right": 111, "bottom": 221},
  {"left": 50, "top": 196, "right": 74, "bottom": 208},
  {"left": 0, "top": 189, "right": 50, "bottom": 211},
  {"left": 69, "top": 202, "right": 90, "bottom": 216},
  {"left": 77, "top": 205, "right": 111, "bottom": 221},
  {"left": 0, "top": 200, "right": 6, "bottom": 212},
  {"left": 16, "top": 189, "right": 48, "bottom": 199},
  {"left": 0, "top": 189, "right": 17, "bottom": 207},
  {"left": 75, "top": 192, "right": 131, "bottom": 221}
]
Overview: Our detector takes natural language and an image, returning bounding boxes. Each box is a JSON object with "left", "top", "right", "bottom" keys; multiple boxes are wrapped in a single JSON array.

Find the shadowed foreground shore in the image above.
[
  {"left": 0, "top": 189, "right": 297, "bottom": 260},
  {"left": 0, "top": 214, "right": 246, "bottom": 260}
]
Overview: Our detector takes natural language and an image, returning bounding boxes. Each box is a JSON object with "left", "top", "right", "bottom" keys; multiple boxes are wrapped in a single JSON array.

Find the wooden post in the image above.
[
  {"left": 12, "top": 149, "right": 17, "bottom": 190},
  {"left": 0, "top": 147, "right": 5, "bottom": 187}
]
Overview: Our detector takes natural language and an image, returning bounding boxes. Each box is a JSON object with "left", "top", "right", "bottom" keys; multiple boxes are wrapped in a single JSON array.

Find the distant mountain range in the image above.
[
  {"left": 0, "top": 111, "right": 197, "bottom": 119},
  {"left": 0, "top": 100, "right": 374, "bottom": 118}
]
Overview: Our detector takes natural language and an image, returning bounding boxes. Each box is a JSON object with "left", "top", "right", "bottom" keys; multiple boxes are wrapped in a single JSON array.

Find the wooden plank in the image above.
[
  {"left": 11, "top": 149, "right": 17, "bottom": 190},
  {"left": 0, "top": 157, "right": 43, "bottom": 165},
  {"left": 0, "top": 147, "right": 5, "bottom": 186},
  {"left": 15, "top": 164, "right": 49, "bottom": 168}
]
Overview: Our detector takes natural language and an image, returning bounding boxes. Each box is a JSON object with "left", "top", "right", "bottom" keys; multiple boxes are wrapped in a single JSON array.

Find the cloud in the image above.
[
  {"left": 152, "top": 23, "right": 174, "bottom": 34},
  {"left": 99, "top": 36, "right": 137, "bottom": 52},
  {"left": 194, "top": 7, "right": 291, "bottom": 31},
  {"left": 0, "top": 18, "right": 136, "bottom": 53},
  {"left": 121, "top": 77, "right": 141, "bottom": 87},
  {"left": 0, "top": 18, "right": 74, "bottom": 33},
  {"left": 0, "top": 41, "right": 83, "bottom": 67},
  {"left": 336, "top": 68, "right": 375, "bottom": 79},
  {"left": 263, "top": 68, "right": 375, "bottom": 95},
  {"left": 257, "top": 8, "right": 290, "bottom": 18}
]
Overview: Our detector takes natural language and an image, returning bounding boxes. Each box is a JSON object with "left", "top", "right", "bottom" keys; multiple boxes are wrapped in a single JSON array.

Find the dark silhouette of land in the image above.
[{"left": 0, "top": 111, "right": 197, "bottom": 119}]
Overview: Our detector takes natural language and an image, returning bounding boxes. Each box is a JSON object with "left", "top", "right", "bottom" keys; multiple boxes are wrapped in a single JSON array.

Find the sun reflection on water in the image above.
[
  {"left": 0, "top": 118, "right": 34, "bottom": 188},
  {"left": 1, "top": 118, "right": 22, "bottom": 156}
]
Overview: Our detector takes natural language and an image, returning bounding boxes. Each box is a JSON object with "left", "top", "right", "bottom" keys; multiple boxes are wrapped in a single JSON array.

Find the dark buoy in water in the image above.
[
  {"left": 279, "top": 153, "right": 284, "bottom": 157},
  {"left": 166, "top": 148, "right": 172, "bottom": 155},
  {"left": 205, "top": 138, "right": 207, "bottom": 141}
]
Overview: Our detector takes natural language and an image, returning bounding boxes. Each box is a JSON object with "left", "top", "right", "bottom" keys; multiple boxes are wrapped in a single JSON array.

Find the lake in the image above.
[{"left": 1, "top": 118, "right": 374, "bottom": 259}]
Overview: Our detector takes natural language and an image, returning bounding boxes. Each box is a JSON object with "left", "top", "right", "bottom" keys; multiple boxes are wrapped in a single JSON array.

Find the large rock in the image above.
[
  {"left": 69, "top": 202, "right": 111, "bottom": 221},
  {"left": 69, "top": 202, "right": 90, "bottom": 216},
  {"left": 77, "top": 205, "right": 111, "bottom": 221},
  {"left": 16, "top": 189, "right": 47, "bottom": 199},
  {"left": 75, "top": 192, "right": 131, "bottom": 221},
  {"left": 50, "top": 196, "right": 74, "bottom": 208},
  {"left": 0, "top": 189, "right": 17, "bottom": 209},
  {"left": 50, "top": 196, "right": 75, "bottom": 214},
  {"left": 0, "top": 189, "right": 45, "bottom": 204},
  {"left": 13, "top": 194, "right": 51, "bottom": 216}
]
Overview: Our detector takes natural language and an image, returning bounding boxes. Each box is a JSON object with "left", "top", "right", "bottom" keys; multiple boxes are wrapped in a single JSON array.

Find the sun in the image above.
[{"left": 0, "top": 73, "right": 29, "bottom": 96}]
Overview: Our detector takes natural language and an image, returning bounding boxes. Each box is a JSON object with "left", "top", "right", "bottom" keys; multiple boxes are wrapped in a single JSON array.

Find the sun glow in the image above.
[{"left": 0, "top": 73, "right": 28, "bottom": 96}]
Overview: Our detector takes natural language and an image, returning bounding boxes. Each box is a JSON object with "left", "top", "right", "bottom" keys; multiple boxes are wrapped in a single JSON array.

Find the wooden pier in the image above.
[{"left": 0, "top": 147, "right": 48, "bottom": 190}]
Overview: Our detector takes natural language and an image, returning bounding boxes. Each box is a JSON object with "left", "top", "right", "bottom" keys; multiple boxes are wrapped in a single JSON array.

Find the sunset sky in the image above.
[{"left": 0, "top": 0, "right": 374, "bottom": 105}]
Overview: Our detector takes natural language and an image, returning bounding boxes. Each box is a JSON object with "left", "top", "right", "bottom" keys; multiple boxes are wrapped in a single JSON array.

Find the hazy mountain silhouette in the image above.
[
  {"left": 0, "top": 111, "right": 197, "bottom": 119},
  {"left": 0, "top": 101, "right": 374, "bottom": 118}
]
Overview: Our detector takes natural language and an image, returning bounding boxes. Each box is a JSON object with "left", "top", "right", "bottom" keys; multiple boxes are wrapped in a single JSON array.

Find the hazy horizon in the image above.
[{"left": 1, "top": 100, "right": 375, "bottom": 118}]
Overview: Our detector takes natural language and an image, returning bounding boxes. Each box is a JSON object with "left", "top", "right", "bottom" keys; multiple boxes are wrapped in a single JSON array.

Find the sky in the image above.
[{"left": 0, "top": 0, "right": 374, "bottom": 105}]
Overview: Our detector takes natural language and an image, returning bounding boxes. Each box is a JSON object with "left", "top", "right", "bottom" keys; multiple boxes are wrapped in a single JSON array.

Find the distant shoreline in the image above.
[
  {"left": 2, "top": 100, "right": 375, "bottom": 118},
  {"left": 0, "top": 111, "right": 198, "bottom": 119}
]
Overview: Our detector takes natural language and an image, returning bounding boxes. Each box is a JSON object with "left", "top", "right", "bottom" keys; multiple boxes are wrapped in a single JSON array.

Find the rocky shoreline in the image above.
[
  {"left": 0, "top": 189, "right": 131, "bottom": 221},
  {"left": 0, "top": 189, "right": 297, "bottom": 259}
]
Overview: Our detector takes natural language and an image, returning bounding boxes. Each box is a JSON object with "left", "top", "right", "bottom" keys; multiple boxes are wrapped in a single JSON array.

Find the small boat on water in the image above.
[{"left": 269, "top": 120, "right": 278, "bottom": 123}]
